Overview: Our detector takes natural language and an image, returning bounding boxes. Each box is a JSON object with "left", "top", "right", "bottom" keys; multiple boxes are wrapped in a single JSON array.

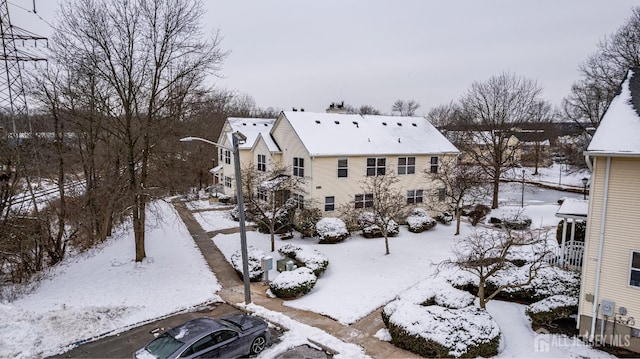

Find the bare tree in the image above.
[
  {"left": 54, "top": 0, "right": 227, "bottom": 261},
  {"left": 429, "top": 158, "right": 488, "bottom": 235},
  {"left": 426, "top": 101, "right": 463, "bottom": 128},
  {"left": 391, "top": 99, "right": 420, "bottom": 116},
  {"left": 459, "top": 72, "right": 547, "bottom": 209},
  {"left": 242, "top": 164, "right": 306, "bottom": 252},
  {"left": 360, "top": 170, "right": 405, "bottom": 255},
  {"left": 563, "top": 7, "right": 640, "bottom": 128},
  {"left": 439, "top": 219, "right": 551, "bottom": 309},
  {"left": 358, "top": 105, "right": 381, "bottom": 115},
  {"left": 526, "top": 101, "right": 556, "bottom": 175}
]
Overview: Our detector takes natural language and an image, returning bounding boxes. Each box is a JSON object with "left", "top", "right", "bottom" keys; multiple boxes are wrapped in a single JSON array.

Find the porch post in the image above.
[{"left": 560, "top": 218, "right": 568, "bottom": 267}]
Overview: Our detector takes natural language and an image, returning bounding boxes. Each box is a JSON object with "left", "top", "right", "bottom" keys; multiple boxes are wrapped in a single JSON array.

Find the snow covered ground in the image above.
[{"left": 2, "top": 165, "right": 615, "bottom": 358}]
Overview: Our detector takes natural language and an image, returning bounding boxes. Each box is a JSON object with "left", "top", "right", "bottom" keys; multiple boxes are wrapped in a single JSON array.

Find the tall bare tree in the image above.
[
  {"left": 458, "top": 72, "right": 546, "bottom": 209},
  {"left": 391, "top": 99, "right": 420, "bottom": 116},
  {"left": 429, "top": 158, "right": 488, "bottom": 235},
  {"left": 563, "top": 7, "right": 640, "bottom": 128},
  {"left": 54, "top": 0, "right": 227, "bottom": 261},
  {"left": 242, "top": 164, "right": 306, "bottom": 252},
  {"left": 360, "top": 171, "right": 405, "bottom": 255},
  {"left": 426, "top": 101, "right": 463, "bottom": 128}
]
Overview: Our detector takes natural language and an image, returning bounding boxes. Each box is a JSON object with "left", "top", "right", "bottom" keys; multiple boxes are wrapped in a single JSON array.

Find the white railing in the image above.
[{"left": 546, "top": 241, "right": 585, "bottom": 271}]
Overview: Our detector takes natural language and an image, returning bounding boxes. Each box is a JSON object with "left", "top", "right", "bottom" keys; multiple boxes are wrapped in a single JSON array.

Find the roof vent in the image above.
[
  {"left": 253, "top": 123, "right": 257, "bottom": 126},
  {"left": 264, "top": 123, "right": 268, "bottom": 126},
  {"left": 397, "top": 123, "right": 402, "bottom": 126},
  {"left": 398, "top": 138, "right": 401, "bottom": 143},
  {"left": 334, "top": 120, "right": 340, "bottom": 124},
  {"left": 352, "top": 121, "right": 359, "bottom": 128},
  {"left": 411, "top": 123, "right": 417, "bottom": 127},
  {"left": 242, "top": 123, "right": 246, "bottom": 126},
  {"left": 315, "top": 120, "right": 321, "bottom": 124},
  {"left": 382, "top": 122, "right": 387, "bottom": 126}
]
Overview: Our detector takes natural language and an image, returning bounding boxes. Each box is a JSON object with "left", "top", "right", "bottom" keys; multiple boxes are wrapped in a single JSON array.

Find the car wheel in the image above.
[{"left": 250, "top": 336, "right": 267, "bottom": 354}]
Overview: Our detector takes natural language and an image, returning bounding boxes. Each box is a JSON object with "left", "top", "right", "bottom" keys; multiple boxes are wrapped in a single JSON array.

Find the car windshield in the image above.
[
  {"left": 144, "top": 332, "right": 184, "bottom": 359},
  {"left": 217, "top": 318, "right": 242, "bottom": 331}
]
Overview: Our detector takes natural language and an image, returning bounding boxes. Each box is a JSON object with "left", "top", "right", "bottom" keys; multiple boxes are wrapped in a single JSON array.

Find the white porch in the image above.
[{"left": 549, "top": 198, "right": 588, "bottom": 271}]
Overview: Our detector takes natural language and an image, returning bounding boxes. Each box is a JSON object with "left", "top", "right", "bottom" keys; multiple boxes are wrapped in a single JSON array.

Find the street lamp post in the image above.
[
  {"left": 180, "top": 134, "right": 252, "bottom": 304},
  {"left": 582, "top": 177, "right": 589, "bottom": 200},
  {"left": 521, "top": 169, "right": 525, "bottom": 208}
]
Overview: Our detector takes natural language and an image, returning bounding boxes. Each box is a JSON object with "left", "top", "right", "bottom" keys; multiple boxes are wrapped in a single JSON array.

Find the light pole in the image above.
[
  {"left": 180, "top": 133, "right": 252, "bottom": 304},
  {"left": 582, "top": 177, "right": 589, "bottom": 200},
  {"left": 521, "top": 169, "right": 525, "bottom": 208}
]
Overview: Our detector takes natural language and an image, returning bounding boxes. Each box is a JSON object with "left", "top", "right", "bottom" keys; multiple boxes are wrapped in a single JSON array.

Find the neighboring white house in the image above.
[
  {"left": 217, "top": 111, "right": 459, "bottom": 214},
  {"left": 578, "top": 68, "right": 640, "bottom": 353}
]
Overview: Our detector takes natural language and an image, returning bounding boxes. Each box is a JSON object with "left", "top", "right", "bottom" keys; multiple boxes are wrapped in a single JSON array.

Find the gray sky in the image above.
[{"left": 9, "top": 0, "right": 640, "bottom": 115}]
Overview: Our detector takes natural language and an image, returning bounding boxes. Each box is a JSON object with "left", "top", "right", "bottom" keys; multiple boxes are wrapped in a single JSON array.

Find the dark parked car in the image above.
[{"left": 134, "top": 314, "right": 271, "bottom": 358}]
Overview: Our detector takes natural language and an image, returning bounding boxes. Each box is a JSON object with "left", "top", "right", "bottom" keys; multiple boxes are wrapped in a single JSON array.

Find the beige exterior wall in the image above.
[
  {"left": 579, "top": 156, "right": 640, "bottom": 340},
  {"left": 309, "top": 154, "right": 454, "bottom": 213}
]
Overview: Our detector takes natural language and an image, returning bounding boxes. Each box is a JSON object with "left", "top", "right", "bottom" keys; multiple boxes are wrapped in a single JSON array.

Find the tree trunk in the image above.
[
  {"left": 133, "top": 196, "right": 146, "bottom": 262},
  {"left": 384, "top": 234, "right": 390, "bottom": 255},
  {"left": 478, "top": 279, "right": 486, "bottom": 309},
  {"left": 492, "top": 167, "right": 500, "bottom": 209},
  {"left": 455, "top": 207, "right": 462, "bottom": 236}
]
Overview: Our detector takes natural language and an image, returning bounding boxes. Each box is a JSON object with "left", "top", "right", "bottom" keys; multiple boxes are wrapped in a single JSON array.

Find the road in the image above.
[{"left": 48, "top": 303, "right": 255, "bottom": 358}]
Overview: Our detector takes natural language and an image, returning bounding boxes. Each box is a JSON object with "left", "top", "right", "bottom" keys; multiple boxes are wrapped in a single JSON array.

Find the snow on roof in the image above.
[
  {"left": 586, "top": 68, "right": 640, "bottom": 156},
  {"left": 227, "top": 117, "right": 279, "bottom": 151},
  {"left": 555, "top": 198, "right": 588, "bottom": 219},
  {"left": 280, "top": 111, "right": 459, "bottom": 156}
]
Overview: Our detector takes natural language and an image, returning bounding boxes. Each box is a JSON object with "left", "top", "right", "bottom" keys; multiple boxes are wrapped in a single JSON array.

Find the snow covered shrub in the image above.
[
  {"left": 436, "top": 211, "right": 454, "bottom": 225},
  {"left": 230, "top": 246, "right": 265, "bottom": 282},
  {"left": 316, "top": 217, "right": 350, "bottom": 244},
  {"left": 278, "top": 244, "right": 329, "bottom": 276},
  {"left": 490, "top": 215, "right": 532, "bottom": 230},
  {"left": 256, "top": 208, "right": 294, "bottom": 234},
  {"left": 295, "top": 207, "right": 322, "bottom": 238},
  {"left": 382, "top": 301, "right": 500, "bottom": 358},
  {"left": 269, "top": 267, "right": 317, "bottom": 299},
  {"left": 526, "top": 295, "right": 578, "bottom": 327},
  {"left": 447, "top": 264, "right": 580, "bottom": 304},
  {"left": 406, "top": 208, "right": 437, "bottom": 233},
  {"left": 467, "top": 204, "right": 490, "bottom": 226},
  {"left": 357, "top": 212, "right": 399, "bottom": 238}
]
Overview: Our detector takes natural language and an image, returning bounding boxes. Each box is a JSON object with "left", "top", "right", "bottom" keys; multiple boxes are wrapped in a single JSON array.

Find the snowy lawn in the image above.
[
  {"left": 192, "top": 207, "right": 242, "bottom": 232},
  {"left": 0, "top": 200, "right": 221, "bottom": 358}
]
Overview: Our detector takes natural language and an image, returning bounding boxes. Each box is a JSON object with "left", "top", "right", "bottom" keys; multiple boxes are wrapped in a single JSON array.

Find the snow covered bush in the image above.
[
  {"left": 405, "top": 208, "right": 437, "bottom": 233},
  {"left": 436, "top": 211, "right": 454, "bottom": 225},
  {"left": 295, "top": 207, "right": 322, "bottom": 238},
  {"left": 447, "top": 264, "right": 580, "bottom": 303},
  {"left": 357, "top": 212, "right": 399, "bottom": 238},
  {"left": 382, "top": 301, "right": 500, "bottom": 358},
  {"left": 489, "top": 215, "right": 532, "bottom": 230},
  {"left": 278, "top": 244, "right": 329, "bottom": 276},
  {"left": 526, "top": 294, "right": 578, "bottom": 327},
  {"left": 230, "top": 246, "right": 265, "bottom": 282},
  {"left": 256, "top": 207, "right": 293, "bottom": 234},
  {"left": 269, "top": 267, "right": 317, "bottom": 299},
  {"left": 316, "top": 217, "right": 350, "bottom": 244}
]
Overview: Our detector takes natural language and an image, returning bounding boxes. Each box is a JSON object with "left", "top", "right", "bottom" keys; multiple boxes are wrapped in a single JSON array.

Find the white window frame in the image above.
[
  {"left": 337, "top": 158, "right": 348, "bottom": 178},
  {"left": 398, "top": 156, "right": 416, "bottom": 175},
  {"left": 293, "top": 157, "right": 304, "bottom": 177},
  {"left": 293, "top": 193, "right": 305, "bottom": 210},
  {"left": 366, "top": 158, "right": 386, "bottom": 176},
  {"left": 407, "top": 189, "right": 423, "bottom": 204},
  {"left": 224, "top": 150, "right": 231, "bottom": 165},
  {"left": 257, "top": 154, "right": 266, "bottom": 172},
  {"left": 430, "top": 156, "right": 439, "bottom": 173},
  {"left": 355, "top": 193, "right": 373, "bottom": 209},
  {"left": 224, "top": 176, "right": 232, "bottom": 188},
  {"left": 324, "top": 196, "right": 335, "bottom": 212},
  {"left": 630, "top": 250, "right": 640, "bottom": 288}
]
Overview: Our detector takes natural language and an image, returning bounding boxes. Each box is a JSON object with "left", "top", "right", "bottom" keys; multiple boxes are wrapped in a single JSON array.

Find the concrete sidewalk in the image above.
[{"left": 173, "top": 202, "right": 419, "bottom": 359}]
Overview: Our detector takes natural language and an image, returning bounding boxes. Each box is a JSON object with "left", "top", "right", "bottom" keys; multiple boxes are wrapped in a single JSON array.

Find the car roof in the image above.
[{"left": 168, "top": 317, "right": 225, "bottom": 343}]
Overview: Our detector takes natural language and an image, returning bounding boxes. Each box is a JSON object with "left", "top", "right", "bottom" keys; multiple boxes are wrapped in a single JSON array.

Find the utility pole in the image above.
[{"left": 0, "top": 0, "right": 47, "bottom": 133}]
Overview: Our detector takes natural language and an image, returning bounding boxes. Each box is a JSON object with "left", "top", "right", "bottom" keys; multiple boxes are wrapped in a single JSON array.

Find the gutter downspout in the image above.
[{"left": 589, "top": 156, "right": 611, "bottom": 342}]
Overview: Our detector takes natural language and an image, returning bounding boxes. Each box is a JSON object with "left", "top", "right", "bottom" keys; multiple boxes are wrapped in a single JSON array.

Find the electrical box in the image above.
[
  {"left": 276, "top": 258, "right": 296, "bottom": 272},
  {"left": 601, "top": 299, "right": 615, "bottom": 317},
  {"left": 261, "top": 256, "right": 273, "bottom": 271}
]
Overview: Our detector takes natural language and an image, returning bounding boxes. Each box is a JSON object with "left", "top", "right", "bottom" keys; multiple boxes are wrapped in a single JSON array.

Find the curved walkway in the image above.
[{"left": 173, "top": 202, "right": 419, "bottom": 359}]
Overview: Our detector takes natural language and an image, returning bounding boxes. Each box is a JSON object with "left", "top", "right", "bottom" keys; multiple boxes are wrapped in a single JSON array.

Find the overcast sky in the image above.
[{"left": 9, "top": 0, "right": 640, "bottom": 116}]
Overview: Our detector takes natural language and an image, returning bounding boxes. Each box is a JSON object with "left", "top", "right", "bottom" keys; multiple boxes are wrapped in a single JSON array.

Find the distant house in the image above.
[
  {"left": 512, "top": 130, "right": 551, "bottom": 168},
  {"left": 578, "top": 68, "right": 640, "bottom": 353},
  {"left": 217, "top": 111, "right": 459, "bottom": 214},
  {"left": 443, "top": 129, "right": 520, "bottom": 166}
]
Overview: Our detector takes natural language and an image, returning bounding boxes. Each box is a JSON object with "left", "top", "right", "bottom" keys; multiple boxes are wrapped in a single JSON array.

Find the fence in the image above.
[{"left": 546, "top": 241, "right": 585, "bottom": 271}]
